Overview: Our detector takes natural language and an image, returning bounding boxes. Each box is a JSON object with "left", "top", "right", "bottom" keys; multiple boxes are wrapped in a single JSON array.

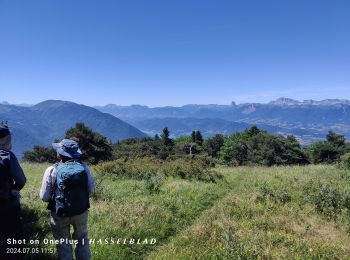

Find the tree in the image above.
[
  {"left": 246, "top": 125, "right": 260, "bottom": 137},
  {"left": 23, "top": 145, "right": 57, "bottom": 163},
  {"left": 195, "top": 131, "right": 203, "bottom": 146},
  {"left": 308, "top": 141, "right": 340, "bottom": 164},
  {"left": 326, "top": 131, "right": 346, "bottom": 147},
  {"left": 66, "top": 122, "right": 113, "bottom": 164},
  {"left": 191, "top": 131, "right": 196, "bottom": 143},
  {"left": 161, "top": 127, "right": 173, "bottom": 147},
  {"left": 190, "top": 130, "right": 203, "bottom": 146},
  {"left": 205, "top": 134, "right": 224, "bottom": 158},
  {"left": 220, "top": 127, "right": 309, "bottom": 166},
  {"left": 158, "top": 127, "right": 174, "bottom": 159},
  {"left": 307, "top": 131, "right": 349, "bottom": 164},
  {"left": 220, "top": 132, "right": 248, "bottom": 166}
]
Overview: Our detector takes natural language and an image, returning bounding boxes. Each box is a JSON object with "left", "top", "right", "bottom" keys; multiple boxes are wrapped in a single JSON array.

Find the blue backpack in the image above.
[{"left": 53, "top": 161, "right": 89, "bottom": 217}]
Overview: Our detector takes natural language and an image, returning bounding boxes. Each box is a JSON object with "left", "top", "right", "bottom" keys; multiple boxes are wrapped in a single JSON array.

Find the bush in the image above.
[
  {"left": 220, "top": 127, "right": 309, "bottom": 166},
  {"left": 314, "top": 185, "right": 343, "bottom": 219},
  {"left": 256, "top": 182, "right": 291, "bottom": 204},
  {"left": 93, "top": 157, "right": 221, "bottom": 182},
  {"left": 23, "top": 145, "right": 57, "bottom": 163},
  {"left": 144, "top": 172, "right": 165, "bottom": 194},
  {"left": 339, "top": 152, "right": 350, "bottom": 170}
]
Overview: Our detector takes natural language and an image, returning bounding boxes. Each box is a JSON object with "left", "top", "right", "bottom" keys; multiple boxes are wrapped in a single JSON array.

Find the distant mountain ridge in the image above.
[
  {"left": 0, "top": 100, "right": 146, "bottom": 157},
  {"left": 268, "top": 97, "right": 350, "bottom": 106},
  {"left": 2, "top": 98, "right": 349, "bottom": 157},
  {"left": 96, "top": 97, "right": 350, "bottom": 144}
]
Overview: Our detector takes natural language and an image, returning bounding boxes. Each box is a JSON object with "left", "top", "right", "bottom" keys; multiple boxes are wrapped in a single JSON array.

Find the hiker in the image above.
[
  {"left": 40, "top": 139, "right": 95, "bottom": 260},
  {"left": 0, "top": 125, "right": 26, "bottom": 260}
]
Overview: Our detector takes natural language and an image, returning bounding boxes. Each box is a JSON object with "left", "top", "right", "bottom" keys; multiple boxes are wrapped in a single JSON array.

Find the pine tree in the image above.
[
  {"left": 195, "top": 131, "right": 203, "bottom": 146},
  {"left": 191, "top": 131, "right": 196, "bottom": 143}
]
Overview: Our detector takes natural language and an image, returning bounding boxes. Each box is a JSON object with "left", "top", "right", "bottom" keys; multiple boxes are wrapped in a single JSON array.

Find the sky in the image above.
[{"left": 0, "top": 0, "right": 349, "bottom": 107}]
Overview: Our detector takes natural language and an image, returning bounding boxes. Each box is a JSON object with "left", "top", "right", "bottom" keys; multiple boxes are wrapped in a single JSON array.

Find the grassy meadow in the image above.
[{"left": 19, "top": 163, "right": 350, "bottom": 259}]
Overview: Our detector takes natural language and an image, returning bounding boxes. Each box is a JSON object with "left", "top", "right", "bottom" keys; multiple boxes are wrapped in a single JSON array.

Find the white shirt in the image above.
[{"left": 39, "top": 162, "right": 96, "bottom": 202}]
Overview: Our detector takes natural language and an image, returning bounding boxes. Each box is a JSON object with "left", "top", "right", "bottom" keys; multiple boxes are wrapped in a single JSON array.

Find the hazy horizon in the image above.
[{"left": 2, "top": 96, "right": 350, "bottom": 108}]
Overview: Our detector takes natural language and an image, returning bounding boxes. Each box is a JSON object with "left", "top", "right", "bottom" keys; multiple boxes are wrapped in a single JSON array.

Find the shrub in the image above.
[
  {"left": 23, "top": 145, "right": 57, "bottom": 163},
  {"left": 256, "top": 182, "right": 291, "bottom": 204},
  {"left": 220, "top": 127, "right": 309, "bottom": 166},
  {"left": 93, "top": 157, "right": 221, "bottom": 182},
  {"left": 144, "top": 172, "right": 165, "bottom": 194},
  {"left": 339, "top": 152, "right": 350, "bottom": 170},
  {"left": 314, "top": 185, "right": 343, "bottom": 219}
]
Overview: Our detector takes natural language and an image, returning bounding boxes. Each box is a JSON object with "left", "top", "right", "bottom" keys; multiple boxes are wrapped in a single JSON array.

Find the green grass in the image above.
[{"left": 20, "top": 163, "right": 350, "bottom": 259}]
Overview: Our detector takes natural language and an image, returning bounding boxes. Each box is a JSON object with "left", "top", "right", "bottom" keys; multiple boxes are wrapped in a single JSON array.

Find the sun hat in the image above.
[{"left": 52, "top": 139, "right": 82, "bottom": 159}]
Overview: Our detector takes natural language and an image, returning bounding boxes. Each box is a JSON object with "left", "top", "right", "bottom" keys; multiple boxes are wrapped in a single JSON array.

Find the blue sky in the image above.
[{"left": 0, "top": 0, "right": 349, "bottom": 106}]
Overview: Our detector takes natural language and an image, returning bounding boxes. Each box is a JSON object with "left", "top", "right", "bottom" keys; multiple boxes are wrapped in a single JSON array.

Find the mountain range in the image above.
[
  {"left": 0, "top": 100, "right": 146, "bottom": 157},
  {"left": 2, "top": 98, "right": 349, "bottom": 157},
  {"left": 95, "top": 97, "right": 350, "bottom": 145}
]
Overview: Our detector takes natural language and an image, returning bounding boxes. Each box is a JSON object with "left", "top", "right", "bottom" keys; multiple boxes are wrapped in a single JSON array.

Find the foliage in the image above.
[
  {"left": 308, "top": 141, "right": 339, "bottom": 164},
  {"left": 257, "top": 182, "right": 291, "bottom": 204},
  {"left": 21, "top": 163, "right": 350, "bottom": 259},
  {"left": 112, "top": 137, "right": 161, "bottom": 159},
  {"left": 161, "top": 127, "right": 173, "bottom": 147},
  {"left": 307, "top": 131, "right": 349, "bottom": 164},
  {"left": 339, "top": 152, "right": 350, "bottom": 170},
  {"left": 93, "top": 157, "right": 221, "bottom": 182},
  {"left": 140, "top": 171, "right": 165, "bottom": 194},
  {"left": 220, "top": 126, "right": 309, "bottom": 166},
  {"left": 204, "top": 134, "right": 225, "bottom": 158},
  {"left": 191, "top": 130, "right": 203, "bottom": 146},
  {"left": 66, "top": 122, "right": 113, "bottom": 164},
  {"left": 23, "top": 145, "right": 57, "bottom": 163},
  {"left": 327, "top": 131, "right": 346, "bottom": 147},
  {"left": 313, "top": 185, "right": 344, "bottom": 219}
]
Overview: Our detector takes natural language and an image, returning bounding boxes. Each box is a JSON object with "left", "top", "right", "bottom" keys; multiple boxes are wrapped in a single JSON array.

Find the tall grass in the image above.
[{"left": 19, "top": 163, "right": 350, "bottom": 259}]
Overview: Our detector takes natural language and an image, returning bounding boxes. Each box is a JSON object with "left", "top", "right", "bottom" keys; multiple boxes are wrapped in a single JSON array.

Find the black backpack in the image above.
[{"left": 0, "top": 150, "right": 11, "bottom": 205}]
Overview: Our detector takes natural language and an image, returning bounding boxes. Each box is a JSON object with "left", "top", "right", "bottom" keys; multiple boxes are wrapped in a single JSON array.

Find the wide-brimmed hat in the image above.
[{"left": 52, "top": 139, "right": 82, "bottom": 159}]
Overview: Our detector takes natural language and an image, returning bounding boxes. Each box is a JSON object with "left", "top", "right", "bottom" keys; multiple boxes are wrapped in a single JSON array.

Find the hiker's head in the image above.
[
  {"left": 56, "top": 153, "right": 74, "bottom": 163},
  {"left": 52, "top": 139, "right": 82, "bottom": 160},
  {"left": 0, "top": 125, "right": 12, "bottom": 151}
]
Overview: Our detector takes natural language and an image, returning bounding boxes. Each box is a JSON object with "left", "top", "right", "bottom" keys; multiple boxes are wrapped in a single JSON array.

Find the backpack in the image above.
[
  {"left": 0, "top": 150, "right": 11, "bottom": 206},
  {"left": 53, "top": 160, "right": 89, "bottom": 217}
]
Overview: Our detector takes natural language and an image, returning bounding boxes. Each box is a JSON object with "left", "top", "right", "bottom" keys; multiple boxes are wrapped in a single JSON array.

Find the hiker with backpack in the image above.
[
  {"left": 0, "top": 125, "right": 27, "bottom": 259},
  {"left": 40, "top": 139, "right": 95, "bottom": 260}
]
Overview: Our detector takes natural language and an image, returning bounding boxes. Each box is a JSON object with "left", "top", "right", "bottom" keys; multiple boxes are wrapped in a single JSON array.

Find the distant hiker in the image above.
[
  {"left": 40, "top": 139, "right": 95, "bottom": 260},
  {"left": 0, "top": 125, "right": 27, "bottom": 260}
]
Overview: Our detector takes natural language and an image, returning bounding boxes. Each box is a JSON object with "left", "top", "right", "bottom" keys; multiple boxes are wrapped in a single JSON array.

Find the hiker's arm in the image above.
[
  {"left": 40, "top": 166, "right": 54, "bottom": 202},
  {"left": 9, "top": 152, "right": 26, "bottom": 191},
  {"left": 84, "top": 164, "right": 96, "bottom": 194}
]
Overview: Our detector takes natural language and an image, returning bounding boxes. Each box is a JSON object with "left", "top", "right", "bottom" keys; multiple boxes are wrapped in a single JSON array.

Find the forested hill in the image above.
[{"left": 0, "top": 100, "right": 146, "bottom": 157}]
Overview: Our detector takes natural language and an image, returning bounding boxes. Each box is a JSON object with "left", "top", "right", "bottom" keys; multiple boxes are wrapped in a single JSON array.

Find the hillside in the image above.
[
  {"left": 21, "top": 164, "right": 350, "bottom": 259},
  {"left": 0, "top": 100, "right": 146, "bottom": 157},
  {"left": 131, "top": 117, "right": 323, "bottom": 143},
  {"left": 96, "top": 98, "right": 350, "bottom": 144}
]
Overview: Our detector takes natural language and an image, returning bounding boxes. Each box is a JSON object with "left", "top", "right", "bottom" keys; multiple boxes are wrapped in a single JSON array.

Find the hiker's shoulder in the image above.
[
  {"left": 44, "top": 165, "right": 57, "bottom": 175},
  {"left": 79, "top": 161, "right": 90, "bottom": 169}
]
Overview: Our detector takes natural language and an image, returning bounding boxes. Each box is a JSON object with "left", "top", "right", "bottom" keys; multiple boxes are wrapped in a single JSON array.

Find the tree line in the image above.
[{"left": 23, "top": 122, "right": 350, "bottom": 167}]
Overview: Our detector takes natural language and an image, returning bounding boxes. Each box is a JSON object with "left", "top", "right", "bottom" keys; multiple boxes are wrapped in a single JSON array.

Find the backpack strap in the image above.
[
  {"left": 49, "top": 167, "right": 55, "bottom": 200},
  {"left": 0, "top": 150, "right": 12, "bottom": 205},
  {"left": 47, "top": 164, "right": 58, "bottom": 211}
]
